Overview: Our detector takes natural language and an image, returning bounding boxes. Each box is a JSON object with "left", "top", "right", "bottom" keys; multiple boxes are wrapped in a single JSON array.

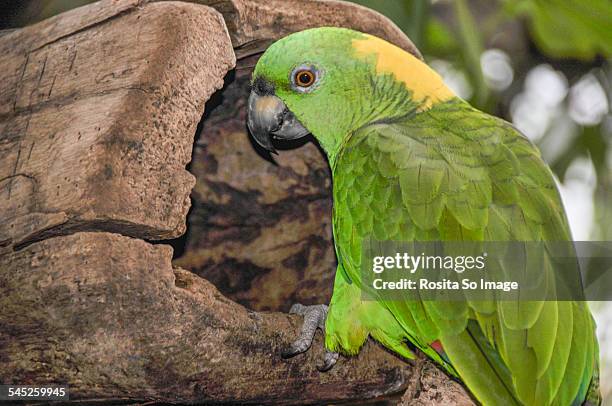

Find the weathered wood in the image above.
[
  {"left": 0, "top": 232, "right": 415, "bottom": 404},
  {"left": 399, "top": 359, "right": 475, "bottom": 406},
  {"left": 198, "top": 0, "right": 422, "bottom": 59},
  {"left": 0, "top": 1, "right": 235, "bottom": 250}
]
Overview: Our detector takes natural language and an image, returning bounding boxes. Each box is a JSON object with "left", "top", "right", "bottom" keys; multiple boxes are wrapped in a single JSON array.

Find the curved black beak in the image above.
[{"left": 247, "top": 90, "right": 310, "bottom": 153}]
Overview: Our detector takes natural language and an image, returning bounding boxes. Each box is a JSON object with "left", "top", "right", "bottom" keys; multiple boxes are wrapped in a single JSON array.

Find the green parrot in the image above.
[{"left": 246, "top": 27, "right": 600, "bottom": 406}]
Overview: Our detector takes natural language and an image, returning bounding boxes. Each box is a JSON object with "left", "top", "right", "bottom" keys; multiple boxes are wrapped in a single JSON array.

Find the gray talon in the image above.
[
  {"left": 317, "top": 349, "right": 339, "bottom": 372},
  {"left": 282, "top": 303, "right": 339, "bottom": 371}
]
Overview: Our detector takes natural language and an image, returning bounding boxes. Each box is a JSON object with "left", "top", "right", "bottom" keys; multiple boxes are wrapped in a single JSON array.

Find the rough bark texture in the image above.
[
  {"left": 0, "top": 232, "right": 417, "bottom": 404},
  {"left": 0, "top": 0, "right": 474, "bottom": 404},
  {"left": 0, "top": 0, "right": 235, "bottom": 252},
  {"left": 197, "top": 0, "right": 422, "bottom": 59}
]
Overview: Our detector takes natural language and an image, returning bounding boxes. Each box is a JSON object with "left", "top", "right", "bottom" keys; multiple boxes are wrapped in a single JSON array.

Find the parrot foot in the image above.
[{"left": 281, "top": 303, "right": 339, "bottom": 372}]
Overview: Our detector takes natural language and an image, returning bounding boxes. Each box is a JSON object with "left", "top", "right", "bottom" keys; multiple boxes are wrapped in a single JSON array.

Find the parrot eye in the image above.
[
  {"left": 295, "top": 70, "right": 315, "bottom": 87},
  {"left": 290, "top": 65, "right": 320, "bottom": 92}
]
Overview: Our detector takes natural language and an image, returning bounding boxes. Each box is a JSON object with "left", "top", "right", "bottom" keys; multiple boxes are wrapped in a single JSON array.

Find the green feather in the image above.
[{"left": 327, "top": 100, "right": 598, "bottom": 405}]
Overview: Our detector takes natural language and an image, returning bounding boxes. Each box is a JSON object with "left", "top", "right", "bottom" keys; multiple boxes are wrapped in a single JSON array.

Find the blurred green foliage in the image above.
[
  {"left": 352, "top": 0, "right": 612, "bottom": 60},
  {"left": 504, "top": 0, "right": 612, "bottom": 60}
]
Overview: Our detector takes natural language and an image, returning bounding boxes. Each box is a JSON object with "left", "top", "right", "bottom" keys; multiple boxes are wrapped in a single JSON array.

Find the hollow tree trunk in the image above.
[{"left": 0, "top": 0, "right": 474, "bottom": 404}]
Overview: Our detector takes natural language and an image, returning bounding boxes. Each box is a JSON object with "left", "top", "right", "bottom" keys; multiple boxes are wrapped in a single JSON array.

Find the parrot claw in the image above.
[
  {"left": 316, "top": 350, "right": 339, "bottom": 372},
  {"left": 281, "top": 303, "right": 339, "bottom": 371}
]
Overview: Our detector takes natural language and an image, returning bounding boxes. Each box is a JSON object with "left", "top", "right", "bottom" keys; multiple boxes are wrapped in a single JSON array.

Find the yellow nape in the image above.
[{"left": 352, "top": 34, "right": 455, "bottom": 109}]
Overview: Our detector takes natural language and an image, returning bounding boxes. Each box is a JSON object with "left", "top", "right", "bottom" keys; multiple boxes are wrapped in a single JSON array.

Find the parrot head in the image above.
[{"left": 247, "top": 27, "right": 454, "bottom": 158}]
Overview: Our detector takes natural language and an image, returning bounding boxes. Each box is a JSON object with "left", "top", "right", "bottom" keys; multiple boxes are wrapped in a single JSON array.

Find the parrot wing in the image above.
[{"left": 331, "top": 99, "right": 598, "bottom": 406}]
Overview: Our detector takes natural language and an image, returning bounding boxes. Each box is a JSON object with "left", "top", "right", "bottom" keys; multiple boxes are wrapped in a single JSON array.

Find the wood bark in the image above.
[
  {"left": 0, "top": 0, "right": 235, "bottom": 252},
  {"left": 0, "top": 0, "right": 474, "bottom": 404},
  {"left": 196, "top": 0, "right": 422, "bottom": 59},
  {"left": 0, "top": 232, "right": 416, "bottom": 404}
]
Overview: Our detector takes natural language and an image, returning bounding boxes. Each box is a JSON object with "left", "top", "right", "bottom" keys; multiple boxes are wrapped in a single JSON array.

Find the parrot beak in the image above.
[{"left": 247, "top": 87, "right": 310, "bottom": 153}]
